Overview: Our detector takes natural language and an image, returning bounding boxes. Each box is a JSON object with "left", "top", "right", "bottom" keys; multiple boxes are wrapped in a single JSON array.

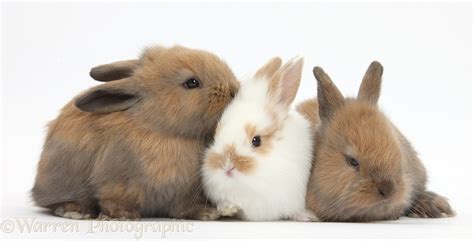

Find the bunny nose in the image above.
[
  {"left": 230, "top": 81, "right": 240, "bottom": 98},
  {"left": 377, "top": 180, "right": 395, "bottom": 198},
  {"left": 229, "top": 86, "right": 237, "bottom": 98},
  {"left": 225, "top": 167, "right": 235, "bottom": 177},
  {"left": 223, "top": 160, "right": 235, "bottom": 177}
]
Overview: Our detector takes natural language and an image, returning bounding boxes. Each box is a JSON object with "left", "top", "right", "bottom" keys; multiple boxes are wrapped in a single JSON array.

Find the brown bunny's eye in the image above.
[
  {"left": 183, "top": 78, "right": 201, "bottom": 89},
  {"left": 346, "top": 157, "right": 359, "bottom": 168},
  {"left": 252, "top": 136, "right": 261, "bottom": 147}
]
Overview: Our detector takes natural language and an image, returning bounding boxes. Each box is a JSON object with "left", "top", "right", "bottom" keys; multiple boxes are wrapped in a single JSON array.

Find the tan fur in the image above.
[
  {"left": 255, "top": 57, "right": 282, "bottom": 79},
  {"left": 205, "top": 145, "right": 256, "bottom": 174},
  {"left": 32, "top": 45, "right": 239, "bottom": 220},
  {"left": 306, "top": 61, "right": 454, "bottom": 222},
  {"left": 206, "top": 152, "right": 225, "bottom": 170},
  {"left": 295, "top": 98, "right": 320, "bottom": 130},
  {"left": 226, "top": 144, "right": 256, "bottom": 174},
  {"left": 244, "top": 123, "right": 278, "bottom": 155},
  {"left": 244, "top": 123, "right": 257, "bottom": 141}
]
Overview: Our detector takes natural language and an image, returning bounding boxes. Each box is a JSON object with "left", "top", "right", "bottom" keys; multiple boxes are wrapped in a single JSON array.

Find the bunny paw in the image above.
[
  {"left": 290, "top": 209, "right": 319, "bottom": 222},
  {"left": 96, "top": 213, "right": 136, "bottom": 221},
  {"left": 195, "top": 208, "right": 220, "bottom": 221},
  {"left": 61, "top": 211, "right": 91, "bottom": 220},
  {"left": 54, "top": 202, "right": 95, "bottom": 220},
  {"left": 407, "top": 191, "right": 455, "bottom": 218},
  {"left": 217, "top": 202, "right": 239, "bottom": 217}
]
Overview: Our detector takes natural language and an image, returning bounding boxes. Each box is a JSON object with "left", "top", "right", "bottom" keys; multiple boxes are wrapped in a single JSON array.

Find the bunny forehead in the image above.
[
  {"left": 212, "top": 57, "right": 302, "bottom": 150},
  {"left": 213, "top": 76, "right": 280, "bottom": 148},
  {"left": 330, "top": 102, "right": 403, "bottom": 166},
  {"left": 129, "top": 46, "right": 237, "bottom": 86}
]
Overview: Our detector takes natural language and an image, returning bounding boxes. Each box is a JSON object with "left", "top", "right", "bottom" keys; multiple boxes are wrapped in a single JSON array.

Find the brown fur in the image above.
[
  {"left": 306, "top": 61, "right": 454, "bottom": 222},
  {"left": 32, "top": 45, "right": 239, "bottom": 220},
  {"left": 90, "top": 59, "right": 140, "bottom": 82},
  {"left": 357, "top": 62, "right": 383, "bottom": 104}
]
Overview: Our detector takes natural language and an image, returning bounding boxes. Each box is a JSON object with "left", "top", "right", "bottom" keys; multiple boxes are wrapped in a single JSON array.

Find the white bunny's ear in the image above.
[
  {"left": 255, "top": 57, "right": 283, "bottom": 79},
  {"left": 268, "top": 57, "right": 304, "bottom": 108}
]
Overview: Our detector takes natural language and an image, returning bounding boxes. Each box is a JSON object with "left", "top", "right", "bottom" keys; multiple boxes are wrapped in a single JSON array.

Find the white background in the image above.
[{"left": 1, "top": 2, "right": 472, "bottom": 240}]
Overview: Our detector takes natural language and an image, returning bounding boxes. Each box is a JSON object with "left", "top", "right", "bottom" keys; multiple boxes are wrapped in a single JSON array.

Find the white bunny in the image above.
[{"left": 201, "top": 57, "right": 316, "bottom": 221}]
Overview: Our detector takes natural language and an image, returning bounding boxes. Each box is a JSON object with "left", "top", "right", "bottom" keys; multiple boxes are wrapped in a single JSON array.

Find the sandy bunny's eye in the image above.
[
  {"left": 346, "top": 156, "right": 360, "bottom": 168},
  {"left": 252, "top": 136, "right": 261, "bottom": 147},
  {"left": 183, "top": 78, "right": 201, "bottom": 89}
]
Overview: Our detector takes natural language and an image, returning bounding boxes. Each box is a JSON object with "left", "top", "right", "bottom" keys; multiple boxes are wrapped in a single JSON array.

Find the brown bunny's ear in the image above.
[
  {"left": 255, "top": 57, "right": 282, "bottom": 79},
  {"left": 269, "top": 57, "right": 304, "bottom": 108},
  {"left": 75, "top": 79, "right": 141, "bottom": 113},
  {"left": 313, "top": 66, "right": 344, "bottom": 120},
  {"left": 357, "top": 61, "right": 384, "bottom": 105},
  {"left": 89, "top": 59, "right": 140, "bottom": 82}
]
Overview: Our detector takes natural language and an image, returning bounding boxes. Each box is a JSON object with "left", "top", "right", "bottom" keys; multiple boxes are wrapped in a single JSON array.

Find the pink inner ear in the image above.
[{"left": 277, "top": 59, "right": 303, "bottom": 106}]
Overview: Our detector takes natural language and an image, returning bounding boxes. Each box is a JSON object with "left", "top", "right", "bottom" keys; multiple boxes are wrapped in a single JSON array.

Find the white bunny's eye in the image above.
[{"left": 252, "top": 136, "right": 261, "bottom": 147}]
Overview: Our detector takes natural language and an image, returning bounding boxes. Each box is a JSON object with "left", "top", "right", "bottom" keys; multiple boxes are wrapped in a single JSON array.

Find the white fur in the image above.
[{"left": 202, "top": 68, "right": 315, "bottom": 221}]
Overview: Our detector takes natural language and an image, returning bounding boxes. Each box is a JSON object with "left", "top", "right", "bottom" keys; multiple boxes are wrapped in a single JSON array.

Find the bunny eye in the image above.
[
  {"left": 183, "top": 78, "right": 201, "bottom": 89},
  {"left": 346, "top": 157, "right": 360, "bottom": 168},
  {"left": 251, "top": 136, "right": 261, "bottom": 147}
]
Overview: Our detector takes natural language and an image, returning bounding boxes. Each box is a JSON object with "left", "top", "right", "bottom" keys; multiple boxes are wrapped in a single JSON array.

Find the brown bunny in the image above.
[
  {"left": 304, "top": 61, "right": 454, "bottom": 222},
  {"left": 32, "top": 45, "right": 239, "bottom": 220}
]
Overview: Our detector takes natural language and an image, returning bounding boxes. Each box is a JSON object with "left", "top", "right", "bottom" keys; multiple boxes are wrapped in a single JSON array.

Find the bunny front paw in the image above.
[
  {"left": 217, "top": 201, "right": 239, "bottom": 217},
  {"left": 290, "top": 209, "right": 319, "bottom": 222},
  {"left": 407, "top": 191, "right": 455, "bottom": 218}
]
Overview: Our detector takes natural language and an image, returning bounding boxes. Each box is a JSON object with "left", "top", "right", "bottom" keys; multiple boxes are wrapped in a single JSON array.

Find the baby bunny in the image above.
[
  {"left": 32, "top": 45, "right": 239, "bottom": 220},
  {"left": 202, "top": 57, "right": 317, "bottom": 221},
  {"left": 305, "top": 61, "right": 454, "bottom": 222}
]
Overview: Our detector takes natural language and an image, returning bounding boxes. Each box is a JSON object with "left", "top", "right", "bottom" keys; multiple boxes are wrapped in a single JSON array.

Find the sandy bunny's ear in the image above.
[
  {"left": 357, "top": 61, "right": 384, "bottom": 105},
  {"left": 75, "top": 78, "right": 141, "bottom": 113},
  {"left": 267, "top": 57, "right": 304, "bottom": 108},
  {"left": 313, "top": 66, "right": 344, "bottom": 120},
  {"left": 89, "top": 59, "right": 140, "bottom": 82}
]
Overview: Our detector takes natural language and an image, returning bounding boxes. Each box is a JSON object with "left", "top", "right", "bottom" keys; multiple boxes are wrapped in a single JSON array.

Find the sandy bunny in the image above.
[
  {"left": 32, "top": 45, "right": 240, "bottom": 220},
  {"left": 201, "top": 57, "right": 317, "bottom": 221},
  {"left": 303, "top": 61, "right": 454, "bottom": 221}
]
